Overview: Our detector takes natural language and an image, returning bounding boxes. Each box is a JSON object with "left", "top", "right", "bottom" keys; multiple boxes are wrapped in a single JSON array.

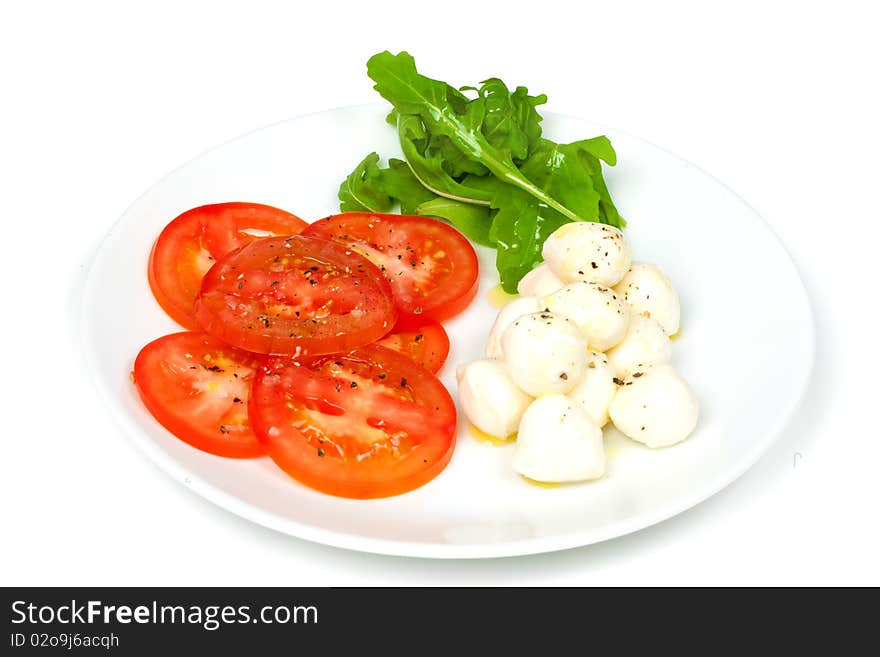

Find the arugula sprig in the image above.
[{"left": 338, "top": 51, "right": 624, "bottom": 292}]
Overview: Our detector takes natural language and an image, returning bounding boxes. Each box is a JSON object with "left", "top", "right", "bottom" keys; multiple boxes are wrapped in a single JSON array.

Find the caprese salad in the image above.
[{"left": 130, "top": 51, "right": 700, "bottom": 500}]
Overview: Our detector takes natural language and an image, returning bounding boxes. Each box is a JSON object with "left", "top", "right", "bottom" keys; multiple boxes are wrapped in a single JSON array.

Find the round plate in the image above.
[{"left": 80, "top": 105, "right": 814, "bottom": 558}]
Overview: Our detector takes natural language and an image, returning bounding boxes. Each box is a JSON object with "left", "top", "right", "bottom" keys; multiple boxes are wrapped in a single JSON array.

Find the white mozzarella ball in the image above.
[
  {"left": 513, "top": 394, "right": 605, "bottom": 482},
  {"left": 566, "top": 351, "right": 617, "bottom": 427},
  {"left": 542, "top": 222, "right": 632, "bottom": 287},
  {"left": 614, "top": 263, "right": 681, "bottom": 336},
  {"left": 456, "top": 360, "right": 533, "bottom": 438},
  {"left": 517, "top": 263, "right": 565, "bottom": 297},
  {"left": 609, "top": 364, "right": 699, "bottom": 448},
  {"left": 542, "top": 282, "right": 630, "bottom": 352},
  {"left": 485, "top": 296, "right": 543, "bottom": 359},
  {"left": 605, "top": 314, "right": 671, "bottom": 378},
  {"left": 501, "top": 312, "right": 587, "bottom": 397}
]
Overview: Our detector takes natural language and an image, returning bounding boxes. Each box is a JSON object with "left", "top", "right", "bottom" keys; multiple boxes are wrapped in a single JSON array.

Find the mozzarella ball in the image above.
[
  {"left": 542, "top": 222, "right": 632, "bottom": 287},
  {"left": 566, "top": 351, "right": 617, "bottom": 427},
  {"left": 513, "top": 394, "right": 605, "bottom": 482},
  {"left": 542, "top": 282, "right": 630, "bottom": 352},
  {"left": 609, "top": 364, "right": 699, "bottom": 448},
  {"left": 605, "top": 314, "right": 671, "bottom": 378},
  {"left": 517, "top": 263, "right": 564, "bottom": 297},
  {"left": 485, "top": 296, "right": 543, "bottom": 359},
  {"left": 501, "top": 312, "right": 587, "bottom": 397},
  {"left": 614, "top": 263, "right": 681, "bottom": 336},
  {"left": 456, "top": 360, "right": 533, "bottom": 438}
]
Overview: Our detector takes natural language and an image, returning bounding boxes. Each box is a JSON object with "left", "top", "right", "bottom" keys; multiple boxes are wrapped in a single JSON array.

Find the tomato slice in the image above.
[
  {"left": 302, "top": 213, "right": 479, "bottom": 325},
  {"left": 148, "top": 202, "right": 307, "bottom": 329},
  {"left": 194, "top": 235, "right": 397, "bottom": 356},
  {"left": 133, "top": 332, "right": 264, "bottom": 458},
  {"left": 249, "top": 345, "right": 457, "bottom": 499},
  {"left": 375, "top": 322, "right": 450, "bottom": 374}
]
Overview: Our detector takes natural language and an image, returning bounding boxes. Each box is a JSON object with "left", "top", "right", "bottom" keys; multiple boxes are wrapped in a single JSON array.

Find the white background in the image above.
[{"left": 2, "top": 0, "right": 878, "bottom": 585}]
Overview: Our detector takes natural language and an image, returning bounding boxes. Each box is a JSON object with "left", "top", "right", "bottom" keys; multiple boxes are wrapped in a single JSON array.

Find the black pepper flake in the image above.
[
  {"left": 350, "top": 381, "right": 358, "bottom": 389},
  {"left": 632, "top": 372, "right": 644, "bottom": 378},
  {"left": 413, "top": 307, "right": 423, "bottom": 315},
  {"left": 613, "top": 377, "right": 625, "bottom": 385},
  {"left": 270, "top": 280, "right": 279, "bottom": 287},
  {"left": 409, "top": 260, "right": 417, "bottom": 267},
  {"left": 219, "top": 425, "right": 228, "bottom": 433},
  {"left": 237, "top": 280, "right": 244, "bottom": 289},
  {"left": 559, "top": 372, "right": 568, "bottom": 380},
  {"left": 317, "top": 448, "right": 325, "bottom": 457},
  {"left": 400, "top": 377, "right": 407, "bottom": 387},
  {"left": 591, "top": 261, "right": 598, "bottom": 269},
  {"left": 414, "top": 334, "right": 423, "bottom": 342},
  {"left": 309, "top": 279, "right": 317, "bottom": 286},
  {"left": 578, "top": 270, "right": 585, "bottom": 275},
  {"left": 233, "top": 397, "right": 242, "bottom": 403},
  {"left": 378, "top": 373, "right": 387, "bottom": 380}
]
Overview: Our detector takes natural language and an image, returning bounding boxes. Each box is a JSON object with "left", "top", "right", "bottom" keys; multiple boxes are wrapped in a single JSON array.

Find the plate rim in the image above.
[{"left": 77, "top": 103, "right": 816, "bottom": 559}]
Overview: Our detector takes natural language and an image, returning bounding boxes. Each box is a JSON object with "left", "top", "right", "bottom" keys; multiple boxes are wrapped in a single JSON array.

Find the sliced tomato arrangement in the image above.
[
  {"left": 302, "top": 213, "right": 479, "bottom": 326},
  {"left": 134, "top": 203, "right": 476, "bottom": 498},
  {"left": 133, "top": 332, "right": 264, "bottom": 458},
  {"left": 249, "top": 345, "right": 457, "bottom": 499},
  {"left": 194, "top": 235, "right": 397, "bottom": 356},
  {"left": 148, "top": 202, "right": 307, "bottom": 329},
  {"left": 375, "top": 322, "right": 450, "bottom": 374}
]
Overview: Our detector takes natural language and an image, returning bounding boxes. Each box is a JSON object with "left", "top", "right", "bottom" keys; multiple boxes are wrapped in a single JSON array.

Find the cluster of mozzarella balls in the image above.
[{"left": 457, "top": 222, "right": 699, "bottom": 484}]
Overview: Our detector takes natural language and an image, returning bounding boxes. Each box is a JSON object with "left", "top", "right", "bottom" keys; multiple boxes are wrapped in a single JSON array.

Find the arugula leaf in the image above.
[
  {"left": 416, "top": 197, "right": 493, "bottom": 247},
  {"left": 338, "top": 152, "right": 393, "bottom": 213},
  {"left": 340, "top": 52, "right": 626, "bottom": 290},
  {"left": 379, "top": 158, "right": 436, "bottom": 214},
  {"left": 479, "top": 78, "right": 546, "bottom": 161},
  {"left": 397, "top": 114, "right": 493, "bottom": 205},
  {"left": 337, "top": 154, "right": 438, "bottom": 214},
  {"left": 368, "top": 51, "right": 595, "bottom": 224}
]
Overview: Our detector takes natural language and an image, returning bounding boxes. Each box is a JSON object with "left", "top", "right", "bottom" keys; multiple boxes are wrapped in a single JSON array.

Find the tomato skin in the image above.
[
  {"left": 249, "top": 345, "right": 457, "bottom": 499},
  {"left": 148, "top": 202, "right": 307, "bottom": 329},
  {"left": 194, "top": 235, "right": 397, "bottom": 356},
  {"left": 375, "top": 322, "right": 450, "bottom": 374},
  {"left": 133, "top": 332, "right": 264, "bottom": 458},
  {"left": 302, "top": 213, "right": 479, "bottom": 325}
]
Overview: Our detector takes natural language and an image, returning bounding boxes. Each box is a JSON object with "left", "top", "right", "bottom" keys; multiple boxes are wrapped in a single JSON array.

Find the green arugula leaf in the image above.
[
  {"left": 416, "top": 197, "right": 493, "bottom": 247},
  {"left": 488, "top": 187, "right": 570, "bottom": 292},
  {"left": 339, "top": 52, "right": 626, "bottom": 290},
  {"left": 367, "top": 51, "right": 609, "bottom": 224},
  {"left": 479, "top": 78, "right": 546, "bottom": 161},
  {"left": 379, "top": 158, "right": 436, "bottom": 214},
  {"left": 397, "top": 113, "right": 493, "bottom": 205},
  {"left": 338, "top": 152, "right": 393, "bottom": 213}
]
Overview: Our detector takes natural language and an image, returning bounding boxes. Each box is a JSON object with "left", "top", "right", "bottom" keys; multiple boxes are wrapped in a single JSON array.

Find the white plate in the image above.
[{"left": 80, "top": 105, "right": 814, "bottom": 558}]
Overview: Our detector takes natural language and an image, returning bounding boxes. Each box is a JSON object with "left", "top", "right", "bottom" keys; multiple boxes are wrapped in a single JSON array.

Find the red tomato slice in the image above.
[
  {"left": 375, "top": 322, "right": 450, "bottom": 374},
  {"left": 194, "top": 235, "right": 397, "bottom": 356},
  {"left": 133, "top": 332, "right": 264, "bottom": 458},
  {"left": 249, "top": 345, "right": 457, "bottom": 499},
  {"left": 302, "top": 213, "right": 479, "bottom": 325},
  {"left": 148, "top": 202, "right": 307, "bottom": 329}
]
